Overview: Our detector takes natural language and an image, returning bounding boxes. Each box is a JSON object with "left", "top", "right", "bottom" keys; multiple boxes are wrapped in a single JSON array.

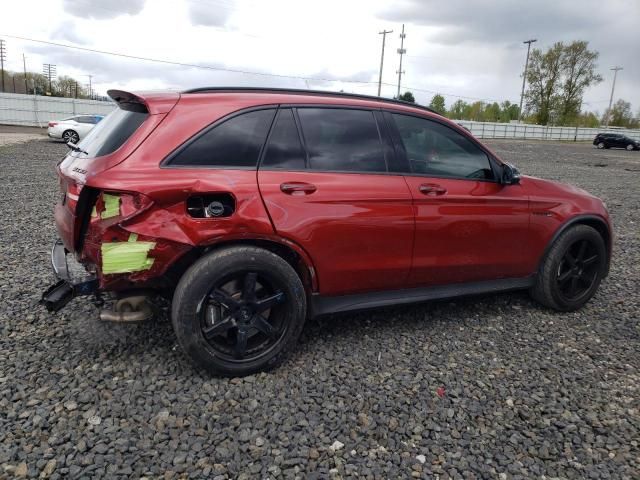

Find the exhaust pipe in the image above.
[{"left": 99, "top": 295, "right": 153, "bottom": 323}]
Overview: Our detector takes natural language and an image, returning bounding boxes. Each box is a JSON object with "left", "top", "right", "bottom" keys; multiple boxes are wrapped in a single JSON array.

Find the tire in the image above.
[
  {"left": 626, "top": 144, "right": 634, "bottom": 151},
  {"left": 596, "top": 142, "right": 605, "bottom": 149},
  {"left": 172, "top": 246, "right": 306, "bottom": 376},
  {"left": 530, "top": 225, "right": 606, "bottom": 311},
  {"left": 62, "top": 129, "right": 79, "bottom": 144}
]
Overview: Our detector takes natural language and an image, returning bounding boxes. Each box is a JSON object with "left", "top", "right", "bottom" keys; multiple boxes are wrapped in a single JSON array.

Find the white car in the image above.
[{"left": 47, "top": 115, "right": 104, "bottom": 144}]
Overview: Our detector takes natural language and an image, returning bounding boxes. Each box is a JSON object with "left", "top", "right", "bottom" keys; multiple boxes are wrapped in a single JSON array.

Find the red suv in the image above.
[{"left": 42, "top": 88, "right": 612, "bottom": 375}]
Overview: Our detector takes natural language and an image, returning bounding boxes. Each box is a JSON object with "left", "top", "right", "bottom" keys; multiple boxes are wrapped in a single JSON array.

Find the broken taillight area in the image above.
[{"left": 80, "top": 191, "right": 190, "bottom": 290}]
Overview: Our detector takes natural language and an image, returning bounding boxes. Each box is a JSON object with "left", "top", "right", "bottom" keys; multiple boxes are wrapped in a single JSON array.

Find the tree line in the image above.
[
  {"left": 0, "top": 69, "right": 95, "bottom": 99},
  {"left": 397, "top": 40, "right": 639, "bottom": 129}
]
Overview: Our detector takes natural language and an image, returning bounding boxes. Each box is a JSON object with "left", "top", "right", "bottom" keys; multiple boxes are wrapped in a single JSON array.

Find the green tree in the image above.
[
  {"left": 398, "top": 91, "right": 415, "bottom": 103},
  {"left": 499, "top": 101, "right": 520, "bottom": 122},
  {"left": 524, "top": 42, "right": 564, "bottom": 125},
  {"left": 428, "top": 94, "right": 446, "bottom": 114},
  {"left": 468, "top": 101, "right": 485, "bottom": 121},
  {"left": 605, "top": 99, "right": 638, "bottom": 128},
  {"left": 483, "top": 102, "right": 501, "bottom": 122},
  {"left": 557, "top": 41, "right": 602, "bottom": 124},
  {"left": 447, "top": 99, "right": 469, "bottom": 119}
]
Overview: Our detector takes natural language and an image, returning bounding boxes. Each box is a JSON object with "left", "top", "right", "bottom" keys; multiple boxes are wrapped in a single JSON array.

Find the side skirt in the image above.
[{"left": 311, "top": 276, "right": 535, "bottom": 317}]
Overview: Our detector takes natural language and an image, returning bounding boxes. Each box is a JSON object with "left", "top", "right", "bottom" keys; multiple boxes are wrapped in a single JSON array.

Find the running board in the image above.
[{"left": 311, "top": 276, "right": 535, "bottom": 316}]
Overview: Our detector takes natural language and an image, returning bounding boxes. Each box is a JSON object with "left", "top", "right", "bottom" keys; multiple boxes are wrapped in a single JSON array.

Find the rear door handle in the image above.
[
  {"left": 419, "top": 183, "right": 447, "bottom": 196},
  {"left": 280, "top": 182, "right": 317, "bottom": 195}
]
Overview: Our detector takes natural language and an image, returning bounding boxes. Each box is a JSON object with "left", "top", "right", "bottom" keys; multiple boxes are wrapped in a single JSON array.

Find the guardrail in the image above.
[
  {"left": 456, "top": 120, "right": 640, "bottom": 142},
  {"left": 0, "top": 92, "right": 115, "bottom": 127}
]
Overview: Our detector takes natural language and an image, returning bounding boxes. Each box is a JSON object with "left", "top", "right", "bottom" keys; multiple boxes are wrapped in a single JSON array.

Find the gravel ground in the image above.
[{"left": 0, "top": 139, "right": 638, "bottom": 479}]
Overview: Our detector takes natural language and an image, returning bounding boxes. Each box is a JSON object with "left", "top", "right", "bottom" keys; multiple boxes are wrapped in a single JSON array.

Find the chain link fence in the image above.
[{"left": 0, "top": 92, "right": 115, "bottom": 127}]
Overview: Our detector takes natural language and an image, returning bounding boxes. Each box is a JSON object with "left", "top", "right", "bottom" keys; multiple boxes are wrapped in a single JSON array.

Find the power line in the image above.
[{"left": 1, "top": 33, "right": 381, "bottom": 86}]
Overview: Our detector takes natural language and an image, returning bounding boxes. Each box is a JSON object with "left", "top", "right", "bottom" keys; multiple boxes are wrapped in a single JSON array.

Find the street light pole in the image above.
[
  {"left": 605, "top": 66, "right": 623, "bottom": 127},
  {"left": 518, "top": 38, "right": 537, "bottom": 123},
  {"left": 377, "top": 29, "right": 393, "bottom": 97},
  {"left": 396, "top": 24, "right": 406, "bottom": 99}
]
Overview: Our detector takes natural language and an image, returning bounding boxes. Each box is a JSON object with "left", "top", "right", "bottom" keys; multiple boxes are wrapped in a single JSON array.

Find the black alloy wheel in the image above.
[
  {"left": 200, "top": 271, "right": 287, "bottom": 361},
  {"left": 555, "top": 238, "right": 600, "bottom": 302}
]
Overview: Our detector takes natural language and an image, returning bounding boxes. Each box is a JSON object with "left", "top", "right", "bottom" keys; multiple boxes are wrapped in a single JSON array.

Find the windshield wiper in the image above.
[{"left": 67, "top": 142, "right": 88, "bottom": 155}]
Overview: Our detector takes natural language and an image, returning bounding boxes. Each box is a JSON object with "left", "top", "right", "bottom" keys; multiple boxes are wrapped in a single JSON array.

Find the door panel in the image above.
[
  {"left": 404, "top": 176, "right": 531, "bottom": 286},
  {"left": 258, "top": 170, "right": 415, "bottom": 295}
]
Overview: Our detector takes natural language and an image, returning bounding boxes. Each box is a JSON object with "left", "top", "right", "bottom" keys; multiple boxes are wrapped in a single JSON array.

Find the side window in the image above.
[
  {"left": 77, "top": 116, "right": 93, "bottom": 124},
  {"left": 297, "top": 108, "right": 386, "bottom": 173},
  {"left": 169, "top": 109, "right": 275, "bottom": 168},
  {"left": 392, "top": 113, "right": 494, "bottom": 180},
  {"left": 261, "top": 109, "right": 306, "bottom": 170}
]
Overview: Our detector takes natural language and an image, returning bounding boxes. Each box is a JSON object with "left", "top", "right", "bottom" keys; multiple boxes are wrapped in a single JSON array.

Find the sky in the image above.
[{"left": 0, "top": 0, "right": 638, "bottom": 114}]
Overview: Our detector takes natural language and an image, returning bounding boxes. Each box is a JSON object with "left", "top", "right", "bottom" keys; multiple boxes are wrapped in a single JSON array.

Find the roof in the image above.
[{"left": 182, "top": 86, "right": 439, "bottom": 116}]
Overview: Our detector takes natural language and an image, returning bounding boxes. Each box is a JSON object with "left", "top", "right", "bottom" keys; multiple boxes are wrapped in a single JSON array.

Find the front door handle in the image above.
[
  {"left": 280, "top": 182, "right": 317, "bottom": 195},
  {"left": 419, "top": 183, "right": 447, "bottom": 196}
]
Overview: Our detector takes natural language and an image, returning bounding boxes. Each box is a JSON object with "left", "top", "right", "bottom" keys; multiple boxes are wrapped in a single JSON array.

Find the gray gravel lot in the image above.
[{"left": 1, "top": 139, "right": 638, "bottom": 479}]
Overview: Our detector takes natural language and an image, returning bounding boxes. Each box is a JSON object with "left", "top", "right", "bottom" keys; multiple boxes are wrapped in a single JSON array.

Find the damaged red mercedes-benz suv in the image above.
[{"left": 42, "top": 87, "right": 612, "bottom": 376}]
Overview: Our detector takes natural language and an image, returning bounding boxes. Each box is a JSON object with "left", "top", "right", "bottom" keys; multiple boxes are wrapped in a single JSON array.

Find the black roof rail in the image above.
[{"left": 182, "top": 86, "right": 439, "bottom": 116}]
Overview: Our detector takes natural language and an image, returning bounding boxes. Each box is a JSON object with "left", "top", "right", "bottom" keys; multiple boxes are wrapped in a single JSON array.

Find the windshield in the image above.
[{"left": 73, "top": 107, "right": 148, "bottom": 158}]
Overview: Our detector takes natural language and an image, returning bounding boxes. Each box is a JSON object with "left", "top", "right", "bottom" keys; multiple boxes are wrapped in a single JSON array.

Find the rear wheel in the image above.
[
  {"left": 172, "top": 246, "right": 306, "bottom": 376},
  {"left": 62, "top": 129, "right": 79, "bottom": 144},
  {"left": 530, "top": 225, "right": 606, "bottom": 311}
]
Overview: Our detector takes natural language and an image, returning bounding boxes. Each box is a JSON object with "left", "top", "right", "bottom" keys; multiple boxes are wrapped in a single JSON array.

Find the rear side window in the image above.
[
  {"left": 392, "top": 113, "right": 494, "bottom": 180},
  {"left": 170, "top": 109, "right": 275, "bottom": 168},
  {"left": 261, "top": 109, "right": 305, "bottom": 170},
  {"left": 74, "top": 108, "right": 148, "bottom": 158},
  {"left": 297, "top": 108, "right": 386, "bottom": 173}
]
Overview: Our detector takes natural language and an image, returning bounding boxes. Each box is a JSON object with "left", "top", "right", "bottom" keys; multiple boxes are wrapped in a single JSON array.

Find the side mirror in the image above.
[{"left": 501, "top": 162, "right": 521, "bottom": 185}]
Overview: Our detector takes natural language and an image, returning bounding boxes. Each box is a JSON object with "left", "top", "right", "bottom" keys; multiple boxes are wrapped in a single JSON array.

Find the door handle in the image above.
[
  {"left": 419, "top": 183, "right": 447, "bottom": 196},
  {"left": 280, "top": 182, "right": 317, "bottom": 195}
]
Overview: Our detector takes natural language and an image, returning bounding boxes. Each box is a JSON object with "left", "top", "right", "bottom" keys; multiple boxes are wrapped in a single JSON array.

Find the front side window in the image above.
[
  {"left": 261, "top": 109, "right": 305, "bottom": 170},
  {"left": 170, "top": 109, "right": 275, "bottom": 168},
  {"left": 297, "top": 108, "right": 386, "bottom": 173},
  {"left": 392, "top": 113, "right": 494, "bottom": 180}
]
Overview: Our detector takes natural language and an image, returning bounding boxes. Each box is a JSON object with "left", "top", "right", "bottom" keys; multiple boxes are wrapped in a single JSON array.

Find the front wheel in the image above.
[
  {"left": 626, "top": 144, "right": 634, "bottom": 151},
  {"left": 172, "top": 246, "right": 306, "bottom": 376},
  {"left": 530, "top": 225, "right": 606, "bottom": 311},
  {"left": 596, "top": 142, "right": 605, "bottom": 149}
]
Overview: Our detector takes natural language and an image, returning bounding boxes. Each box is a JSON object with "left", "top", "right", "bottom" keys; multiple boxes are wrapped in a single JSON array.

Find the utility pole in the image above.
[
  {"left": 605, "top": 66, "right": 623, "bottom": 127},
  {"left": 518, "top": 38, "right": 537, "bottom": 123},
  {"left": 43, "top": 63, "right": 56, "bottom": 94},
  {"left": 86, "top": 74, "right": 93, "bottom": 99},
  {"left": 0, "top": 39, "right": 7, "bottom": 93},
  {"left": 22, "top": 53, "right": 28, "bottom": 94},
  {"left": 377, "top": 29, "right": 393, "bottom": 97},
  {"left": 396, "top": 24, "right": 406, "bottom": 99}
]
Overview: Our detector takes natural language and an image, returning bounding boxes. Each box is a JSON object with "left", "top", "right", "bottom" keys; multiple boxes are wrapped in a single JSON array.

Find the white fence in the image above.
[
  {"left": 456, "top": 120, "right": 640, "bottom": 142},
  {"left": 0, "top": 92, "right": 116, "bottom": 127}
]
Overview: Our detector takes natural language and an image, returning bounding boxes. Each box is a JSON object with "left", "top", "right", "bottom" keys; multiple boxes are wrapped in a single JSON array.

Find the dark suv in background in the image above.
[{"left": 593, "top": 133, "right": 640, "bottom": 151}]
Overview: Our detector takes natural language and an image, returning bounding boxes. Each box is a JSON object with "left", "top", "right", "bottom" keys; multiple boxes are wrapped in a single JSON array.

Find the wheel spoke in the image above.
[
  {"left": 234, "top": 328, "right": 248, "bottom": 358},
  {"left": 209, "top": 289, "right": 239, "bottom": 310},
  {"left": 582, "top": 254, "right": 598, "bottom": 266},
  {"left": 251, "top": 313, "right": 276, "bottom": 339},
  {"left": 254, "top": 291, "right": 286, "bottom": 313},
  {"left": 565, "top": 252, "right": 577, "bottom": 266},
  {"left": 242, "top": 272, "right": 257, "bottom": 301},
  {"left": 557, "top": 270, "right": 572, "bottom": 284},
  {"left": 202, "top": 317, "right": 234, "bottom": 339}
]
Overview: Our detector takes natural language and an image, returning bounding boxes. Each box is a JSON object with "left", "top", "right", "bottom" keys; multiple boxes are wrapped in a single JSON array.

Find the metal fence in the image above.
[
  {"left": 0, "top": 92, "right": 115, "bottom": 127},
  {"left": 456, "top": 120, "right": 640, "bottom": 142}
]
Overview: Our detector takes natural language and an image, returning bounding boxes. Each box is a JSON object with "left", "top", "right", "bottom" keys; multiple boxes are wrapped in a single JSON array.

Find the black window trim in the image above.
[
  {"left": 161, "top": 105, "right": 278, "bottom": 170},
  {"left": 384, "top": 109, "right": 502, "bottom": 184}
]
